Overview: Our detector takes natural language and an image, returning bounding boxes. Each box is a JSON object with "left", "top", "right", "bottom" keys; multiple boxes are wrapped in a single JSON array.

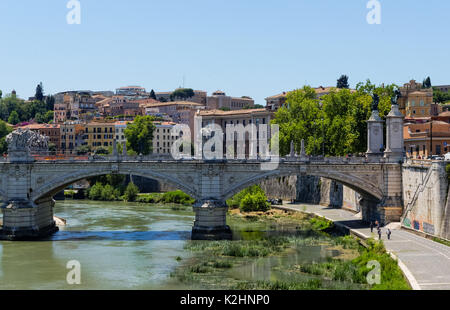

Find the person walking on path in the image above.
[
  {"left": 375, "top": 220, "right": 380, "bottom": 230},
  {"left": 378, "top": 228, "right": 382, "bottom": 240},
  {"left": 387, "top": 229, "right": 392, "bottom": 240},
  {"left": 370, "top": 222, "right": 374, "bottom": 233}
]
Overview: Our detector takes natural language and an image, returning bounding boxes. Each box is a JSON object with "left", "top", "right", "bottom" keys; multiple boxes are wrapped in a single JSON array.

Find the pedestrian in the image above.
[
  {"left": 375, "top": 220, "right": 380, "bottom": 230},
  {"left": 387, "top": 229, "right": 392, "bottom": 240},
  {"left": 378, "top": 228, "right": 382, "bottom": 240},
  {"left": 370, "top": 221, "right": 374, "bottom": 233}
]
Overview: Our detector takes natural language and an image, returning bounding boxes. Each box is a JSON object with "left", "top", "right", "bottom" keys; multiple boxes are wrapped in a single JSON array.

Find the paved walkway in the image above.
[{"left": 275, "top": 203, "right": 450, "bottom": 290}]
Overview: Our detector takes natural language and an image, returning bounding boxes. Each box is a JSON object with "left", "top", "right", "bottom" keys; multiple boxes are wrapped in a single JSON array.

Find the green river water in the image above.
[{"left": 0, "top": 201, "right": 354, "bottom": 290}]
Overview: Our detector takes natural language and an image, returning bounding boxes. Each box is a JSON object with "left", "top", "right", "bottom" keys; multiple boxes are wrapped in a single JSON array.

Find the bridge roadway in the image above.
[{"left": 276, "top": 203, "right": 450, "bottom": 290}]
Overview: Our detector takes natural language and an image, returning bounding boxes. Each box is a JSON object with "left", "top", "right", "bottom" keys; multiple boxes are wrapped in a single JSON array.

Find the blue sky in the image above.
[{"left": 0, "top": 0, "right": 449, "bottom": 104}]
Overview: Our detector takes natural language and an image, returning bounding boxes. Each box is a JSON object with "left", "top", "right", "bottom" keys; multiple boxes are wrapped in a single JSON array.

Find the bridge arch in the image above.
[
  {"left": 31, "top": 168, "right": 199, "bottom": 203},
  {"left": 222, "top": 170, "right": 383, "bottom": 203}
]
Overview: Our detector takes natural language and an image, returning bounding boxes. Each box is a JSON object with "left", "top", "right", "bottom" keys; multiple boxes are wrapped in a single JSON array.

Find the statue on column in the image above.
[
  {"left": 391, "top": 89, "right": 401, "bottom": 106},
  {"left": 371, "top": 93, "right": 379, "bottom": 111}
]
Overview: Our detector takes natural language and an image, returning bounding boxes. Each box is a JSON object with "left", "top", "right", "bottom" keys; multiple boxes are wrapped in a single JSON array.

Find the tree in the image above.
[
  {"left": 170, "top": 88, "right": 195, "bottom": 101},
  {"left": 149, "top": 89, "right": 156, "bottom": 100},
  {"left": 35, "top": 82, "right": 44, "bottom": 101},
  {"left": 8, "top": 111, "right": 20, "bottom": 125},
  {"left": 124, "top": 182, "right": 139, "bottom": 202},
  {"left": 0, "top": 120, "right": 12, "bottom": 154},
  {"left": 423, "top": 77, "right": 432, "bottom": 89},
  {"left": 45, "top": 95, "right": 55, "bottom": 110},
  {"left": 337, "top": 75, "right": 350, "bottom": 89},
  {"left": 124, "top": 115, "right": 156, "bottom": 155}
]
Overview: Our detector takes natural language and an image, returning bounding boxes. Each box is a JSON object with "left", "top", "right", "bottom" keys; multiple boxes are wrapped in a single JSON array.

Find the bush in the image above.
[
  {"left": 124, "top": 182, "right": 139, "bottom": 202},
  {"left": 64, "top": 190, "right": 76, "bottom": 199},
  {"left": 161, "top": 190, "right": 195, "bottom": 205},
  {"left": 136, "top": 193, "right": 163, "bottom": 204},
  {"left": 101, "top": 184, "right": 117, "bottom": 201},
  {"left": 240, "top": 192, "right": 270, "bottom": 212},
  {"left": 227, "top": 185, "right": 267, "bottom": 209},
  {"left": 88, "top": 182, "right": 103, "bottom": 200}
]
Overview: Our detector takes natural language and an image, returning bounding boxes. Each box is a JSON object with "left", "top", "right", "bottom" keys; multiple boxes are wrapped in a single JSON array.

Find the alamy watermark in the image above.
[
  {"left": 66, "top": 260, "right": 81, "bottom": 285},
  {"left": 366, "top": 260, "right": 381, "bottom": 285},
  {"left": 170, "top": 116, "right": 279, "bottom": 171},
  {"left": 66, "top": 0, "right": 81, "bottom": 25},
  {"left": 366, "top": 0, "right": 381, "bottom": 25}
]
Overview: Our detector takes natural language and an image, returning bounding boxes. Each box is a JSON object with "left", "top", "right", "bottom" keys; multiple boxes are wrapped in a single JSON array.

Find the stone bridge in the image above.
[{"left": 0, "top": 103, "right": 405, "bottom": 240}]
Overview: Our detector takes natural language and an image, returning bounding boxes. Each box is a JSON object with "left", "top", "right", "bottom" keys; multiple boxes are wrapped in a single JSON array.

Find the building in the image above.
[
  {"left": 206, "top": 90, "right": 254, "bottom": 110},
  {"left": 404, "top": 121, "right": 450, "bottom": 158},
  {"left": 398, "top": 80, "right": 437, "bottom": 118},
  {"left": 82, "top": 122, "right": 115, "bottom": 150},
  {"left": 434, "top": 85, "right": 450, "bottom": 93},
  {"left": 54, "top": 92, "right": 101, "bottom": 123},
  {"left": 19, "top": 123, "right": 61, "bottom": 151},
  {"left": 116, "top": 86, "right": 147, "bottom": 97},
  {"left": 60, "top": 122, "right": 85, "bottom": 154},
  {"left": 143, "top": 101, "right": 205, "bottom": 138},
  {"left": 197, "top": 108, "right": 274, "bottom": 157},
  {"left": 114, "top": 121, "right": 130, "bottom": 147},
  {"left": 152, "top": 121, "right": 179, "bottom": 155}
]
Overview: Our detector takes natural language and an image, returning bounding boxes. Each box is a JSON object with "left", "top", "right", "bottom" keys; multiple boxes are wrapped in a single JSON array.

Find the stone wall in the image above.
[
  {"left": 259, "top": 176, "right": 297, "bottom": 201},
  {"left": 402, "top": 161, "right": 450, "bottom": 240}
]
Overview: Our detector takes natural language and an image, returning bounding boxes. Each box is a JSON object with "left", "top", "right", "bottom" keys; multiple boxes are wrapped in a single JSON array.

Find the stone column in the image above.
[
  {"left": 1, "top": 196, "right": 58, "bottom": 240},
  {"left": 366, "top": 109, "right": 384, "bottom": 158},
  {"left": 384, "top": 104, "right": 404, "bottom": 163},
  {"left": 192, "top": 200, "right": 232, "bottom": 240}
]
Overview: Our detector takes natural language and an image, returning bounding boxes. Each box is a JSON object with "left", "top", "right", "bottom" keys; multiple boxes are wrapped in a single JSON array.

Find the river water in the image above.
[{"left": 0, "top": 201, "right": 351, "bottom": 290}]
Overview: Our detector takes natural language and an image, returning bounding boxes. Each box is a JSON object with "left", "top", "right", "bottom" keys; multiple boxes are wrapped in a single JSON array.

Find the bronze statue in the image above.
[
  {"left": 391, "top": 89, "right": 401, "bottom": 105},
  {"left": 371, "top": 93, "right": 380, "bottom": 111}
]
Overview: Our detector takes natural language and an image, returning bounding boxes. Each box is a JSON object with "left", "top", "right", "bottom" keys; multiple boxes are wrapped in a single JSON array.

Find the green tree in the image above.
[
  {"left": 272, "top": 86, "right": 323, "bottom": 156},
  {"left": 35, "top": 82, "right": 44, "bottom": 101},
  {"left": 422, "top": 77, "right": 432, "bottom": 89},
  {"left": 88, "top": 182, "right": 104, "bottom": 200},
  {"left": 170, "top": 88, "right": 195, "bottom": 101},
  {"left": 45, "top": 95, "right": 55, "bottom": 110},
  {"left": 8, "top": 111, "right": 20, "bottom": 125},
  {"left": 124, "top": 115, "right": 156, "bottom": 155},
  {"left": 337, "top": 75, "right": 350, "bottom": 89},
  {"left": 0, "top": 120, "right": 12, "bottom": 154},
  {"left": 124, "top": 182, "right": 139, "bottom": 202},
  {"left": 0, "top": 90, "right": 2, "bottom": 99},
  {"left": 149, "top": 89, "right": 157, "bottom": 100}
]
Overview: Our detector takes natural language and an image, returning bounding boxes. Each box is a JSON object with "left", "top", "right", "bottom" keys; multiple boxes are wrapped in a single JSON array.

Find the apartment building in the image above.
[
  {"left": 82, "top": 122, "right": 115, "bottom": 149},
  {"left": 206, "top": 90, "right": 254, "bottom": 110},
  {"left": 152, "top": 121, "right": 179, "bottom": 155},
  {"left": 404, "top": 121, "right": 450, "bottom": 158}
]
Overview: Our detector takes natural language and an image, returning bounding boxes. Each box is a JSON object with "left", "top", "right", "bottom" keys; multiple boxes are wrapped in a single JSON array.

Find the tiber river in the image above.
[{"left": 0, "top": 201, "right": 349, "bottom": 290}]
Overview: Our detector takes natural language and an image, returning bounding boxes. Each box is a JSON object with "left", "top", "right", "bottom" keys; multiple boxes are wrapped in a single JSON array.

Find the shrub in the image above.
[
  {"left": 240, "top": 192, "right": 270, "bottom": 212},
  {"left": 88, "top": 182, "right": 103, "bottom": 200},
  {"left": 64, "top": 190, "right": 76, "bottom": 199},
  {"left": 101, "top": 184, "right": 117, "bottom": 201},
  {"left": 161, "top": 190, "right": 195, "bottom": 205},
  {"left": 124, "top": 182, "right": 139, "bottom": 202},
  {"left": 227, "top": 185, "right": 267, "bottom": 209}
]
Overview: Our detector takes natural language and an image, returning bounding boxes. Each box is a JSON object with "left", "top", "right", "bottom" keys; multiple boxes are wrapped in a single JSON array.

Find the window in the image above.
[
  {"left": 411, "top": 100, "right": 416, "bottom": 107},
  {"left": 420, "top": 100, "right": 424, "bottom": 106}
]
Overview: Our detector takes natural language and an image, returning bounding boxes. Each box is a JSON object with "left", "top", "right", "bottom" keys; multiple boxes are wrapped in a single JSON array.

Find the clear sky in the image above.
[{"left": 0, "top": 0, "right": 449, "bottom": 104}]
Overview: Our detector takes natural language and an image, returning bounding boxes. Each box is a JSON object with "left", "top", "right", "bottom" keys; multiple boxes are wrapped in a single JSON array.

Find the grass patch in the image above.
[{"left": 432, "top": 237, "right": 450, "bottom": 247}]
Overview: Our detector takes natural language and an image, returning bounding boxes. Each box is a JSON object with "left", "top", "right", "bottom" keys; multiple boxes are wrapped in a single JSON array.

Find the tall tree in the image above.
[
  {"left": 337, "top": 75, "right": 350, "bottom": 89},
  {"left": 124, "top": 115, "right": 156, "bottom": 155},
  {"left": 149, "top": 89, "right": 157, "bottom": 100},
  {"left": 0, "top": 119, "right": 12, "bottom": 154},
  {"left": 423, "top": 77, "right": 432, "bottom": 89},
  {"left": 35, "top": 82, "right": 44, "bottom": 101},
  {"left": 45, "top": 95, "right": 55, "bottom": 110}
]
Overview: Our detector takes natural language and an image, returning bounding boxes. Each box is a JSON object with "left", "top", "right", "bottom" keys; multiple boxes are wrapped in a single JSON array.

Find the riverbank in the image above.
[
  {"left": 169, "top": 209, "right": 410, "bottom": 290},
  {"left": 274, "top": 203, "right": 450, "bottom": 290}
]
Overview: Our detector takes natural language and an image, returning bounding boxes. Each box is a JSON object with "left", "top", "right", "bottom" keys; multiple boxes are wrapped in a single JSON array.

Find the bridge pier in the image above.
[
  {"left": 192, "top": 200, "right": 232, "bottom": 240},
  {"left": 1, "top": 197, "right": 58, "bottom": 240}
]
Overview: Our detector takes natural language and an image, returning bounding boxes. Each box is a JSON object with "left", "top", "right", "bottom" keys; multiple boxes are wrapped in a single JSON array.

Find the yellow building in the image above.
[
  {"left": 398, "top": 80, "right": 434, "bottom": 117},
  {"left": 82, "top": 122, "right": 115, "bottom": 149}
]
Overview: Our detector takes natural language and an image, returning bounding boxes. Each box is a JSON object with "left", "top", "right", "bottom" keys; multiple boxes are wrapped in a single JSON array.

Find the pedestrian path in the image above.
[{"left": 275, "top": 203, "right": 450, "bottom": 290}]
